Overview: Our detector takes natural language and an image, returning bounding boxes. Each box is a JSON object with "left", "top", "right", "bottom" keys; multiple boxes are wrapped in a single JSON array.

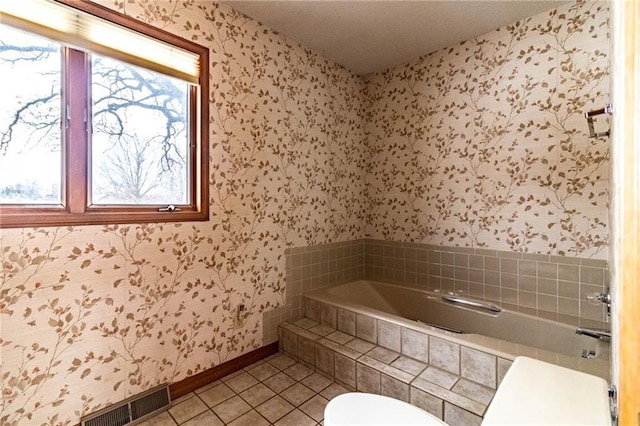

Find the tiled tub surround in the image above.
[
  {"left": 272, "top": 238, "right": 610, "bottom": 347},
  {"left": 303, "top": 281, "right": 610, "bottom": 380},
  {"left": 278, "top": 290, "right": 609, "bottom": 425},
  {"left": 279, "top": 317, "right": 508, "bottom": 426},
  {"left": 363, "top": 239, "right": 610, "bottom": 327},
  {"left": 263, "top": 240, "right": 365, "bottom": 343},
  {"left": 302, "top": 281, "right": 608, "bottom": 378},
  {"left": 316, "top": 280, "right": 609, "bottom": 363}
]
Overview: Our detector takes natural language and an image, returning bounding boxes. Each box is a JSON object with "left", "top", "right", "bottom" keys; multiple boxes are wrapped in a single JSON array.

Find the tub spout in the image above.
[{"left": 576, "top": 327, "right": 611, "bottom": 342}]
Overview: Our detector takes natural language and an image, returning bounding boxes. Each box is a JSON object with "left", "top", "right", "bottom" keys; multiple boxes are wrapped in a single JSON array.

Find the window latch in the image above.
[{"left": 158, "top": 205, "right": 180, "bottom": 212}]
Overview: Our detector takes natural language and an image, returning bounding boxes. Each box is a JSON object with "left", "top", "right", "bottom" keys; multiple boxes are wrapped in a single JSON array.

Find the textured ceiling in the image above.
[{"left": 223, "top": 1, "right": 570, "bottom": 75}]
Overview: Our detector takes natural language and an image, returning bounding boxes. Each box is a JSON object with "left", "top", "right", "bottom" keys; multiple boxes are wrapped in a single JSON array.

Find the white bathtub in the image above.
[{"left": 304, "top": 280, "right": 609, "bottom": 379}]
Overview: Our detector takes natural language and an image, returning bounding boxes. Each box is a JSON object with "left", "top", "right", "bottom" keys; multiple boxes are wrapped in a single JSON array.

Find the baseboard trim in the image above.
[{"left": 169, "top": 342, "right": 279, "bottom": 400}]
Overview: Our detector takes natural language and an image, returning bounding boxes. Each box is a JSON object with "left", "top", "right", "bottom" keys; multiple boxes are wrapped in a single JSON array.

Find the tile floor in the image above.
[{"left": 138, "top": 353, "right": 349, "bottom": 426}]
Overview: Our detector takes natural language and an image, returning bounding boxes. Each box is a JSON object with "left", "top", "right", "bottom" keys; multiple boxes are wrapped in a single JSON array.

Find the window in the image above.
[{"left": 0, "top": 0, "right": 209, "bottom": 228}]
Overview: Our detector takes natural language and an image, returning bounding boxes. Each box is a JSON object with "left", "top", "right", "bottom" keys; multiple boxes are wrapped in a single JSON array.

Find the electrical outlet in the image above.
[{"left": 233, "top": 304, "right": 246, "bottom": 329}]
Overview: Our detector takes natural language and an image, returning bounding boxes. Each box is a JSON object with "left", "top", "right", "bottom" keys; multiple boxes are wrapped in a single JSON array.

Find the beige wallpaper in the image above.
[
  {"left": 0, "top": 2, "right": 364, "bottom": 424},
  {"left": 0, "top": 0, "right": 609, "bottom": 424},
  {"left": 364, "top": 0, "right": 610, "bottom": 260}
]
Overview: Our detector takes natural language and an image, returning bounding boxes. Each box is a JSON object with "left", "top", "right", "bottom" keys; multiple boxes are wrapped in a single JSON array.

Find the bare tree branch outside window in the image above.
[
  {"left": 0, "top": 25, "right": 62, "bottom": 203},
  {"left": 0, "top": 24, "right": 191, "bottom": 205},
  {"left": 91, "top": 55, "right": 189, "bottom": 204}
]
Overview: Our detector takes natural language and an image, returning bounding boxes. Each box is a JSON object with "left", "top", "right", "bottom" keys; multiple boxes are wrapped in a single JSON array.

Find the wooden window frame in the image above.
[{"left": 0, "top": 0, "right": 209, "bottom": 228}]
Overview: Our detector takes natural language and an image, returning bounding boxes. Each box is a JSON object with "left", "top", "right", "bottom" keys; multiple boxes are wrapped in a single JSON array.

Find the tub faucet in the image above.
[{"left": 576, "top": 327, "right": 611, "bottom": 342}]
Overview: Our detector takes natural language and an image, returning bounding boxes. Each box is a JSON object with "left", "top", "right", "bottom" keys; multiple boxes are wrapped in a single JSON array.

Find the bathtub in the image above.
[{"left": 304, "top": 280, "right": 609, "bottom": 379}]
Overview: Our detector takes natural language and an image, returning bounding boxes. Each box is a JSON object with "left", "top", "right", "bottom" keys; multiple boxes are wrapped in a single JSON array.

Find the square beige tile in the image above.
[
  {"left": 295, "top": 336, "right": 313, "bottom": 366},
  {"left": 274, "top": 409, "right": 317, "bottom": 426},
  {"left": 401, "top": 328, "right": 429, "bottom": 363},
  {"left": 558, "top": 264, "right": 580, "bottom": 282},
  {"left": 281, "top": 329, "right": 299, "bottom": 357},
  {"left": 381, "top": 374, "right": 409, "bottom": 402},
  {"left": 227, "top": 409, "right": 270, "bottom": 426},
  {"left": 320, "top": 303, "right": 338, "bottom": 328},
  {"left": 320, "top": 382, "right": 350, "bottom": 401},
  {"left": 263, "top": 352, "right": 285, "bottom": 363},
  {"left": 444, "top": 402, "right": 482, "bottom": 426},
  {"left": 267, "top": 354, "right": 298, "bottom": 371},
  {"left": 171, "top": 391, "right": 196, "bottom": 406},
  {"left": 280, "top": 382, "right": 316, "bottom": 407},
  {"left": 345, "top": 338, "right": 376, "bottom": 354},
  {"left": 239, "top": 383, "right": 276, "bottom": 407},
  {"left": 337, "top": 309, "right": 356, "bottom": 335},
  {"left": 356, "top": 363, "right": 380, "bottom": 394},
  {"left": 199, "top": 382, "right": 236, "bottom": 408},
  {"left": 429, "top": 336, "right": 460, "bottom": 375},
  {"left": 538, "top": 262, "right": 558, "bottom": 279},
  {"left": 135, "top": 411, "right": 177, "bottom": 426},
  {"left": 306, "top": 299, "right": 321, "bottom": 322},
  {"left": 418, "top": 366, "right": 459, "bottom": 390},
  {"left": 316, "top": 344, "right": 335, "bottom": 376},
  {"left": 335, "top": 353, "right": 356, "bottom": 388},
  {"left": 212, "top": 395, "right": 252, "bottom": 424},
  {"left": 411, "top": 377, "right": 485, "bottom": 416},
  {"left": 284, "top": 363, "right": 314, "bottom": 381},
  {"left": 246, "top": 362, "right": 280, "bottom": 381},
  {"left": 326, "top": 330, "right": 353, "bottom": 345},
  {"left": 461, "top": 347, "right": 497, "bottom": 389},
  {"left": 181, "top": 410, "right": 223, "bottom": 426},
  {"left": 168, "top": 395, "right": 208, "bottom": 424},
  {"left": 294, "top": 318, "right": 319, "bottom": 329},
  {"left": 500, "top": 258, "right": 518, "bottom": 274},
  {"left": 299, "top": 394, "right": 329, "bottom": 422},
  {"left": 518, "top": 260, "right": 536, "bottom": 277},
  {"left": 317, "top": 339, "right": 362, "bottom": 359},
  {"left": 358, "top": 355, "right": 413, "bottom": 384},
  {"left": 224, "top": 372, "right": 260, "bottom": 393},
  {"left": 391, "top": 356, "right": 427, "bottom": 376},
  {"left": 410, "top": 386, "right": 444, "bottom": 419},
  {"left": 366, "top": 346, "right": 400, "bottom": 364},
  {"left": 194, "top": 380, "right": 221, "bottom": 395},
  {"left": 452, "top": 379, "right": 495, "bottom": 405},
  {"left": 356, "top": 314, "right": 377, "bottom": 343},
  {"left": 264, "top": 372, "right": 297, "bottom": 394},
  {"left": 309, "top": 323, "right": 335, "bottom": 337},
  {"left": 256, "top": 395, "right": 295, "bottom": 423},
  {"left": 377, "top": 320, "right": 401, "bottom": 352},
  {"left": 301, "top": 372, "right": 333, "bottom": 393}
]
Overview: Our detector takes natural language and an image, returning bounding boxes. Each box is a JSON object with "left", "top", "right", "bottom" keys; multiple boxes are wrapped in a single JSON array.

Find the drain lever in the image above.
[{"left": 581, "top": 349, "right": 596, "bottom": 359}]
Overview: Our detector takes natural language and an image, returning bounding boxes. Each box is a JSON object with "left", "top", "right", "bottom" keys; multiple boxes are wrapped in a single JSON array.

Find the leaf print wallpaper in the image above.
[
  {"left": 364, "top": 0, "right": 610, "bottom": 260},
  {"left": 0, "top": 1, "right": 365, "bottom": 424},
  {"left": 0, "top": 0, "right": 609, "bottom": 424}
]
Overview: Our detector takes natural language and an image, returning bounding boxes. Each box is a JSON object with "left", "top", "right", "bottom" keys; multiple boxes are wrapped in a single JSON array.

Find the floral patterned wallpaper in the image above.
[
  {"left": 364, "top": 0, "right": 610, "bottom": 259},
  {"left": 0, "top": 1, "right": 364, "bottom": 424},
  {"left": 0, "top": 0, "right": 609, "bottom": 424}
]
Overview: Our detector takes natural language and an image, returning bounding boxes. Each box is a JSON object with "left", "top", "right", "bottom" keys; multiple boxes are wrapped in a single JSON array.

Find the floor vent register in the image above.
[{"left": 80, "top": 385, "right": 170, "bottom": 426}]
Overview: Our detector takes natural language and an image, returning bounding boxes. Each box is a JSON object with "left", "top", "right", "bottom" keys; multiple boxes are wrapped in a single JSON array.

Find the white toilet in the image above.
[
  {"left": 325, "top": 358, "right": 612, "bottom": 426},
  {"left": 324, "top": 393, "right": 448, "bottom": 425}
]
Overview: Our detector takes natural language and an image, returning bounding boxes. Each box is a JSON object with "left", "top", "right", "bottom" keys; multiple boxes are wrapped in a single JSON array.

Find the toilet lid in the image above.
[{"left": 324, "top": 393, "right": 448, "bottom": 425}]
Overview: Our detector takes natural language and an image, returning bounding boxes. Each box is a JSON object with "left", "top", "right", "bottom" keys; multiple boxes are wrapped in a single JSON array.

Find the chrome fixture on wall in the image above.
[
  {"left": 586, "top": 287, "right": 612, "bottom": 316},
  {"left": 584, "top": 103, "right": 613, "bottom": 137}
]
